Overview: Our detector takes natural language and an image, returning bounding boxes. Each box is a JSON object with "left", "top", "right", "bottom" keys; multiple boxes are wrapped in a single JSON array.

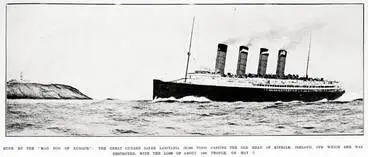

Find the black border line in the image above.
[
  {"left": 4, "top": 2, "right": 365, "bottom": 137},
  {"left": 4, "top": 3, "right": 7, "bottom": 137},
  {"left": 363, "top": 3, "right": 365, "bottom": 138},
  {"left": 5, "top": 3, "right": 365, "bottom": 6},
  {"left": 4, "top": 134, "right": 365, "bottom": 137}
]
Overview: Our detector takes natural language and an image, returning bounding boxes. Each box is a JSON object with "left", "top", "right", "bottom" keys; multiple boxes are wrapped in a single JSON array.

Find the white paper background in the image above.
[{"left": 0, "top": 0, "right": 367, "bottom": 156}]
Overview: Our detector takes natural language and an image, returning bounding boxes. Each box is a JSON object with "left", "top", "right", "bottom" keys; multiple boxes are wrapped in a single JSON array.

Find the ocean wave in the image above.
[
  {"left": 141, "top": 111, "right": 175, "bottom": 117},
  {"left": 7, "top": 122, "right": 34, "bottom": 130},
  {"left": 6, "top": 98, "right": 363, "bottom": 136},
  {"left": 113, "top": 129, "right": 139, "bottom": 134},
  {"left": 47, "top": 126, "right": 72, "bottom": 133},
  {"left": 316, "top": 98, "right": 328, "bottom": 102},
  {"left": 153, "top": 93, "right": 362, "bottom": 104},
  {"left": 199, "top": 112, "right": 228, "bottom": 117},
  {"left": 152, "top": 96, "right": 211, "bottom": 103},
  {"left": 264, "top": 94, "right": 363, "bottom": 108},
  {"left": 187, "top": 132, "right": 206, "bottom": 136}
]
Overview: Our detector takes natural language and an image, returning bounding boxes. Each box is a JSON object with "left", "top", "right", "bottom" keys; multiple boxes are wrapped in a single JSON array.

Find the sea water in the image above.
[{"left": 6, "top": 96, "right": 363, "bottom": 136}]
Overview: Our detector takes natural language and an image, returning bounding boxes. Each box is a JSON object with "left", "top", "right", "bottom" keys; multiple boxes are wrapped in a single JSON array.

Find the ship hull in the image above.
[{"left": 153, "top": 79, "right": 345, "bottom": 102}]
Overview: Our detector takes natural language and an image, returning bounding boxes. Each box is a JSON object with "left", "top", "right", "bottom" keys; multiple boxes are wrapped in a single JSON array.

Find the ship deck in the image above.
[{"left": 173, "top": 73, "right": 343, "bottom": 92}]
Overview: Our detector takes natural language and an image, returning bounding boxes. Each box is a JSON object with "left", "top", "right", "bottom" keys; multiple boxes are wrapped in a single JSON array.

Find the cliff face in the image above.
[{"left": 6, "top": 82, "right": 92, "bottom": 99}]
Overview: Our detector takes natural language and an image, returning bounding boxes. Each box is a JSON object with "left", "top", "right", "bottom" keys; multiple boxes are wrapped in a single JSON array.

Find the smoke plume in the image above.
[
  {"left": 283, "top": 21, "right": 325, "bottom": 49},
  {"left": 221, "top": 20, "right": 326, "bottom": 50}
]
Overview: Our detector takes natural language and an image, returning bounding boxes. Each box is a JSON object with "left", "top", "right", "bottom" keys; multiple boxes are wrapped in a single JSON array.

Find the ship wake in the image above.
[{"left": 152, "top": 96, "right": 212, "bottom": 103}]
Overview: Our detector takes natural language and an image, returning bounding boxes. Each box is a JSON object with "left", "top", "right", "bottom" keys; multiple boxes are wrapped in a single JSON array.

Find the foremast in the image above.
[{"left": 184, "top": 16, "right": 196, "bottom": 83}]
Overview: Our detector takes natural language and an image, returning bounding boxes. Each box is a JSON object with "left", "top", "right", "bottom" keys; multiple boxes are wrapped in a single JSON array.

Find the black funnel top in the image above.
[{"left": 218, "top": 43, "right": 228, "bottom": 52}]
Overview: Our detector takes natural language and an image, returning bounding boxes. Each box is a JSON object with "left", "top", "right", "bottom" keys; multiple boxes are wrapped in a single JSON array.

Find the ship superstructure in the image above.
[{"left": 153, "top": 18, "right": 345, "bottom": 102}]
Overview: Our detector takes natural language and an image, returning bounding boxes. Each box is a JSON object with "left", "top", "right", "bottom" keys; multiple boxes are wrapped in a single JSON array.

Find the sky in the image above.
[{"left": 7, "top": 4, "right": 363, "bottom": 100}]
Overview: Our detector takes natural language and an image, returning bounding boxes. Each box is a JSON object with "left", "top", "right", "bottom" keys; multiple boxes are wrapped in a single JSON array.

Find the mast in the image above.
[
  {"left": 305, "top": 32, "right": 312, "bottom": 78},
  {"left": 184, "top": 16, "right": 195, "bottom": 83},
  {"left": 20, "top": 72, "right": 23, "bottom": 81}
]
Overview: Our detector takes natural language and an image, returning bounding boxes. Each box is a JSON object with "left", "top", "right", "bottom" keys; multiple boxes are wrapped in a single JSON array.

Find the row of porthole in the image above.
[
  {"left": 264, "top": 89, "right": 332, "bottom": 92},
  {"left": 257, "top": 84, "right": 334, "bottom": 88}
]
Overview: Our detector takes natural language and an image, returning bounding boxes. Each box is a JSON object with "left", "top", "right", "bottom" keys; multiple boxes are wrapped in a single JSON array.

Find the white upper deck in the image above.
[{"left": 173, "top": 72, "right": 343, "bottom": 91}]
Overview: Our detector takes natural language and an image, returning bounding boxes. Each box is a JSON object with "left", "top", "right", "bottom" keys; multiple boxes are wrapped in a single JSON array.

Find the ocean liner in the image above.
[{"left": 153, "top": 18, "right": 345, "bottom": 102}]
